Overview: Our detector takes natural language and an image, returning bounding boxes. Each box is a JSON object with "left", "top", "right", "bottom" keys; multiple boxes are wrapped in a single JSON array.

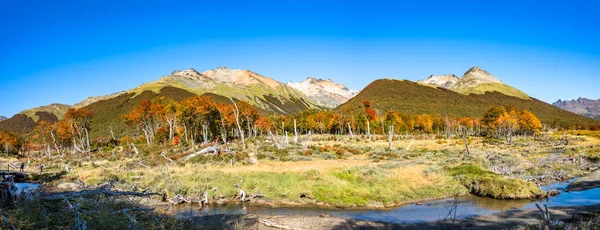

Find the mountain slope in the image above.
[
  {"left": 450, "top": 67, "right": 530, "bottom": 99},
  {"left": 0, "top": 103, "right": 70, "bottom": 134},
  {"left": 336, "top": 79, "right": 597, "bottom": 128},
  {"left": 126, "top": 67, "right": 319, "bottom": 115},
  {"left": 84, "top": 86, "right": 196, "bottom": 138},
  {"left": 287, "top": 77, "right": 359, "bottom": 108},
  {"left": 74, "top": 91, "right": 127, "bottom": 108},
  {"left": 553, "top": 98, "right": 600, "bottom": 120},
  {"left": 19, "top": 103, "right": 70, "bottom": 122},
  {"left": 0, "top": 116, "right": 6, "bottom": 122}
]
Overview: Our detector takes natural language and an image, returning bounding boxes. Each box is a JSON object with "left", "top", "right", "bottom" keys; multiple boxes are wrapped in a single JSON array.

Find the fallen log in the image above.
[
  {"left": 42, "top": 189, "right": 159, "bottom": 201},
  {"left": 181, "top": 146, "right": 220, "bottom": 162},
  {"left": 167, "top": 194, "right": 191, "bottom": 205}
]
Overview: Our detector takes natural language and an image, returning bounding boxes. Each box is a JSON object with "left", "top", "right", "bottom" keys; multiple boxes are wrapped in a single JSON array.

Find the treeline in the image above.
[{"left": 1, "top": 96, "right": 598, "bottom": 156}]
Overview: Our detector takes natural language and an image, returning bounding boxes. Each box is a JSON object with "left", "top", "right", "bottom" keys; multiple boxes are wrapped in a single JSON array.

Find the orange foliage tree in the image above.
[{"left": 64, "top": 108, "right": 93, "bottom": 153}]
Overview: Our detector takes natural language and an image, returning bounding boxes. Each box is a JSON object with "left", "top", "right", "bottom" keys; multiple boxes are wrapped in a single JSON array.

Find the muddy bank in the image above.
[
  {"left": 567, "top": 170, "right": 600, "bottom": 191},
  {"left": 234, "top": 204, "right": 600, "bottom": 230}
]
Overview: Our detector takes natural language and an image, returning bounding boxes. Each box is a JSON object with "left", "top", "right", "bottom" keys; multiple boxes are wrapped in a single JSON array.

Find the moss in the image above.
[{"left": 448, "top": 164, "right": 543, "bottom": 199}]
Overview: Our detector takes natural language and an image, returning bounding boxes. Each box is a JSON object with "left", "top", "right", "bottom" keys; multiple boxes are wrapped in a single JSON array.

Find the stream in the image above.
[{"left": 171, "top": 179, "right": 600, "bottom": 224}]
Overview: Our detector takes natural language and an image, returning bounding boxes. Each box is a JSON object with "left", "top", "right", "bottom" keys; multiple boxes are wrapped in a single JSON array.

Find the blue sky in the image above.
[{"left": 1, "top": 0, "right": 599, "bottom": 117}]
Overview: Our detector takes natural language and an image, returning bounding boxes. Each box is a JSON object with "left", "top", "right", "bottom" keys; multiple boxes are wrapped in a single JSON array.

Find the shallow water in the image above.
[
  {"left": 11, "top": 182, "right": 40, "bottom": 198},
  {"left": 171, "top": 180, "right": 600, "bottom": 224}
]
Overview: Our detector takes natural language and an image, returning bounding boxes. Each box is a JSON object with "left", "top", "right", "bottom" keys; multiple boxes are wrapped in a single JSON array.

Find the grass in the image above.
[
  {"left": 69, "top": 160, "right": 465, "bottom": 208},
  {"left": 447, "top": 164, "right": 543, "bottom": 199},
  {"left": 454, "top": 82, "right": 531, "bottom": 100}
]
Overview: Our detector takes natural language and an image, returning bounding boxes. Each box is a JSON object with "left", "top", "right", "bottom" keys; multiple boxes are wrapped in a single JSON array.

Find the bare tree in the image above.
[{"left": 230, "top": 98, "right": 246, "bottom": 150}]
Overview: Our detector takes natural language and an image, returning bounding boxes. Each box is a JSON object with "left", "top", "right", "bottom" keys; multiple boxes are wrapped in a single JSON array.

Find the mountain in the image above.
[
  {"left": 417, "top": 74, "right": 459, "bottom": 89},
  {"left": 72, "top": 67, "right": 320, "bottom": 138},
  {"left": 0, "top": 103, "right": 70, "bottom": 134},
  {"left": 19, "top": 103, "right": 70, "bottom": 122},
  {"left": 287, "top": 77, "right": 359, "bottom": 108},
  {"left": 419, "top": 67, "right": 530, "bottom": 100},
  {"left": 0, "top": 116, "right": 6, "bottom": 122},
  {"left": 553, "top": 98, "right": 600, "bottom": 120},
  {"left": 336, "top": 79, "right": 597, "bottom": 128},
  {"left": 117, "top": 67, "right": 318, "bottom": 115}
]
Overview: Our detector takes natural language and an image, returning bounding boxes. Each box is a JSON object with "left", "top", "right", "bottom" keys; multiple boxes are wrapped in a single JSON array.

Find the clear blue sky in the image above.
[{"left": 1, "top": 0, "right": 599, "bottom": 117}]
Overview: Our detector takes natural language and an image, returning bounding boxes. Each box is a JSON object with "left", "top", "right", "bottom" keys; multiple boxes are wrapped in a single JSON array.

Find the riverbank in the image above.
[{"left": 233, "top": 203, "right": 600, "bottom": 230}]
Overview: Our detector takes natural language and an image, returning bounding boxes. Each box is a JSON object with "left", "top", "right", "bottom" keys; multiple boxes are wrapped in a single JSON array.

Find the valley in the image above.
[{"left": 1, "top": 66, "right": 599, "bottom": 229}]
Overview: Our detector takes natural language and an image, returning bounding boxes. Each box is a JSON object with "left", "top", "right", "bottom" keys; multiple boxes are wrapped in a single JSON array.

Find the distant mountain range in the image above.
[
  {"left": 553, "top": 98, "right": 600, "bottom": 120},
  {"left": 0, "top": 116, "right": 6, "bottom": 122},
  {"left": 1, "top": 66, "right": 596, "bottom": 136},
  {"left": 287, "top": 77, "right": 359, "bottom": 108},
  {"left": 418, "top": 66, "right": 530, "bottom": 100}
]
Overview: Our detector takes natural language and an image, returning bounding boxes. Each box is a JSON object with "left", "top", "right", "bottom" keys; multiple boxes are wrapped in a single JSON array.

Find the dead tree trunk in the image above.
[
  {"left": 230, "top": 98, "right": 246, "bottom": 150},
  {"left": 293, "top": 119, "right": 298, "bottom": 144},
  {"left": 347, "top": 122, "right": 355, "bottom": 139}
]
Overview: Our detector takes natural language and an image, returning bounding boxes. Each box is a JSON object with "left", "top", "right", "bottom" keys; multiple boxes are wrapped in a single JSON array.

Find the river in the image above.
[{"left": 171, "top": 179, "right": 600, "bottom": 224}]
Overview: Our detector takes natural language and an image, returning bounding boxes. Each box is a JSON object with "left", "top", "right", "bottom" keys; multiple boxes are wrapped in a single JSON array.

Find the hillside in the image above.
[
  {"left": 0, "top": 103, "right": 70, "bottom": 134},
  {"left": 336, "top": 79, "right": 597, "bottom": 128},
  {"left": 83, "top": 86, "right": 196, "bottom": 138},
  {"left": 287, "top": 77, "right": 359, "bottom": 108},
  {"left": 19, "top": 103, "right": 70, "bottom": 122},
  {"left": 127, "top": 67, "right": 319, "bottom": 115},
  {"left": 553, "top": 98, "right": 600, "bottom": 119}
]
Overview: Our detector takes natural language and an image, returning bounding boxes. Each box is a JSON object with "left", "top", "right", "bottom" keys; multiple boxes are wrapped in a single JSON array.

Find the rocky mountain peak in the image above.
[
  {"left": 172, "top": 68, "right": 203, "bottom": 78},
  {"left": 462, "top": 66, "right": 502, "bottom": 83},
  {"left": 417, "top": 66, "right": 529, "bottom": 99},
  {"left": 417, "top": 74, "right": 459, "bottom": 89},
  {"left": 287, "top": 77, "right": 359, "bottom": 108}
]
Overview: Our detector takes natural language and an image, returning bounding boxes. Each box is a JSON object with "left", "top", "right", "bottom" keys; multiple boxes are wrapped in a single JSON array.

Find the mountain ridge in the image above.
[
  {"left": 72, "top": 67, "right": 321, "bottom": 116},
  {"left": 418, "top": 66, "right": 530, "bottom": 100}
]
